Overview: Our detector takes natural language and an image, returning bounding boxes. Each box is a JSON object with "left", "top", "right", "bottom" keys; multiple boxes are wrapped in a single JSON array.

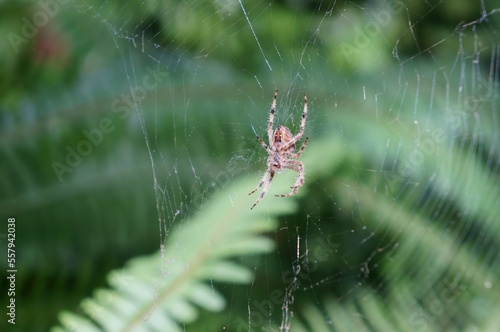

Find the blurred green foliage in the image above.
[{"left": 1, "top": 0, "right": 499, "bottom": 331}]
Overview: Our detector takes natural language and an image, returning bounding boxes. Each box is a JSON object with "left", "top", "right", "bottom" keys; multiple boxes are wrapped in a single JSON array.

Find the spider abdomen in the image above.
[
  {"left": 273, "top": 126, "right": 296, "bottom": 152},
  {"left": 274, "top": 126, "right": 293, "bottom": 143}
]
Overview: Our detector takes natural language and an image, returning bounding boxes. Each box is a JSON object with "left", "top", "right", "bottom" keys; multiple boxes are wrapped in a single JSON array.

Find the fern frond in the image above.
[{"left": 53, "top": 177, "right": 294, "bottom": 332}]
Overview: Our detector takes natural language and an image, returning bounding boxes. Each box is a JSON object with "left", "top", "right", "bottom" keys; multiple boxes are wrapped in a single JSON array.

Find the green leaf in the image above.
[{"left": 53, "top": 177, "right": 291, "bottom": 331}]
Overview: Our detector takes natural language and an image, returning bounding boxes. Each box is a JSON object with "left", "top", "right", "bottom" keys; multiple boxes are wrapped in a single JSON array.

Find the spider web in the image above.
[
  {"left": 76, "top": 0, "right": 499, "bottom": 330},
  {"left": 8, "top": 0, "right": 500, "bottom": 330}
]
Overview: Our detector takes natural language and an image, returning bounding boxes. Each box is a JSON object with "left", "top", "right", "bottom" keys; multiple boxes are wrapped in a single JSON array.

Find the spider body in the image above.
[
  {"left": 270, "top": 126, "right": 295, "bottom": 169},
  {"left": 249, "top": 90, "right": 309, "bottom": 210}
]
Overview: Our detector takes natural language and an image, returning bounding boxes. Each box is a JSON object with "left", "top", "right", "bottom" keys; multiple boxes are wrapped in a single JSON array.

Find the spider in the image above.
[{"left": 249, "top": 89, "right": 309, "bottom": 210}]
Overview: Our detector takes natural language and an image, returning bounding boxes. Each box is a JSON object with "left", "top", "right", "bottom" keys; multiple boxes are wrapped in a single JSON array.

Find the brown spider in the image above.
[{"left": 249, "top": 90, "right": 309, "bottom": 210}]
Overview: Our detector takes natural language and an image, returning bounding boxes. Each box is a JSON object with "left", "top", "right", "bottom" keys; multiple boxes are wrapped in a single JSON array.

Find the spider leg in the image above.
[
  {"left": 256, "top": 136, "right": 270, "bottom": 152},
  {"left": 249, "top": 170, "right": 275, "bottom": 209},
  {"left": 275, "top": 161, "right": 304, "bottom": 197},
  {"left": 296, "top": 137, "right": 308, "bottom": 157},
  {"left": 299, "top": 94, "right": 308, "bottom": 138},
  {"left": 288, "top": 137, "right": 309, "bottom": 159},
  {"left": 267, "top": 90, "right": 278, "bottom": 144},
  {"left": 248, "top": 168, "right": 272, "bottom": 195}
]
